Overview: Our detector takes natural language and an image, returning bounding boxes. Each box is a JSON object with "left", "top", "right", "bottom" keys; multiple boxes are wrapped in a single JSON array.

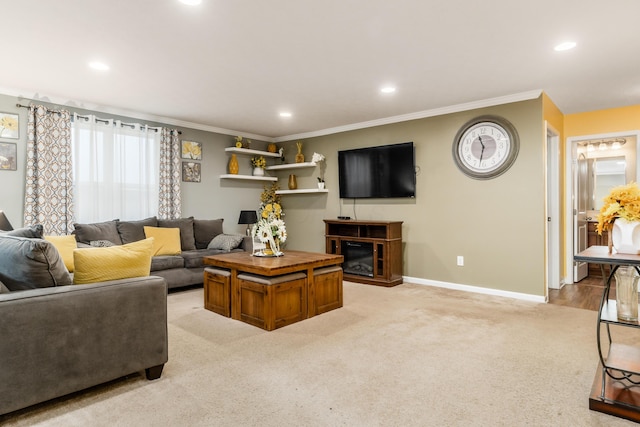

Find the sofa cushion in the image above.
[
  {"left": 207, "top": 234, "right": 245, "bottom": 252},
  {"left": 44, "top": 235, "right": 77, "bottom": 272},
  {"left": 73, "top": 238, "right": 153, "bottom": 285},
  {"left": 151, "top": 255, "right": 185, "bottom": 271},
  {"left": 158, "top": 217, "right": 195, "bottom": 251},
  {"left": 1, "top": 224, "right": 43, "bottom": 238},
  {"left": 73, "top": 220, "right": 122, "bottom": 245},
  {"left": 144, "top": 226, "right": 182, "bottom": 256},
  {"left": 194, "top": 218, "right": 224, "bottom": 249},
  {"left": 0, "top": 235, "right": 73, "bottom": 291},
  {"left": 180, "top": 247, "right": 243, "bottom": 269},
  {"left": 117, "top": 216, "right": 158, "bottom": 244}
]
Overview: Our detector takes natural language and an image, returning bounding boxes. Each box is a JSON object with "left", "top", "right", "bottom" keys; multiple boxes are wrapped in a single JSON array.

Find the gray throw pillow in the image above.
[
  {"left": 1, "top": 224, "right": 44, "bottom": 238},
  {"left": 207, "top": 234, "right": 245, "bottom": 252},
  {"left": 194, "top": 218, "right": 224, "bottom": 249},
  {"left": 0, "top": 235, "right": 73, "bottom": 291},
  {"left": 158, "top": 217, "right": 196, "bottom": 251},
  {"left": 73, "top": 220, "right": 122, "bottom": 245},
  {"left": 117, "top": 216, "right": 158, "bottom": 244}
]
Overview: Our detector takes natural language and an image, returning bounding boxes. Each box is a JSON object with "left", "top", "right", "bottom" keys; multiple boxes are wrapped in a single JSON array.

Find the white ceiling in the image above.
[{"left": 2, "top": 0, "right": 639, "bottom": 141}]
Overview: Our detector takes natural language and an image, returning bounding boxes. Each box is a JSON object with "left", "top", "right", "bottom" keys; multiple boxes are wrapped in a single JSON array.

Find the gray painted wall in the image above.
[{"left": 0, "top": 92, "right": 545, "bottom": 297}]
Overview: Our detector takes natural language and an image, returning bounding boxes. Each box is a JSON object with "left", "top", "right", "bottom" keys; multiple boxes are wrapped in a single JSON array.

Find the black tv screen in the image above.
[{"left": 338, "top": 142, "right": 416, "bottom": 199}]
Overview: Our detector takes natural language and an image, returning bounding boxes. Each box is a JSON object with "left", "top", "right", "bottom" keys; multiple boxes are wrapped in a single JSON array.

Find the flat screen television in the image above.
[{"left": 338, "top": 142, "right": 416, "bottom": 199}]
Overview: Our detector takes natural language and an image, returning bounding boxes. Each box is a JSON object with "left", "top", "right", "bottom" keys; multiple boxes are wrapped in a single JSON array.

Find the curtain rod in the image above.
[{"left": 16, "top": 103, "right": 181, "bottom": 134}]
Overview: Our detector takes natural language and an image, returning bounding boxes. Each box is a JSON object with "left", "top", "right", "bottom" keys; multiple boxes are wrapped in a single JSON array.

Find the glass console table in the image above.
[{"left": 574, "top": 246, "right": 640, "bottom": 423}]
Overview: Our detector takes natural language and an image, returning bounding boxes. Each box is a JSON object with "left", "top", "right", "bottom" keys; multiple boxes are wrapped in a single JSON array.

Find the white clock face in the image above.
[{"left": 458, "top": 122, "right": 511, "bottom": 173}]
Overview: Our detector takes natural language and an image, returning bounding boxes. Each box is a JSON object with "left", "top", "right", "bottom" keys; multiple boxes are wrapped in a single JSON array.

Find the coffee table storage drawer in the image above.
[
  {"left": 236, "top": 272, "right": 307, "bottom": 331},
  {"left": 311, "top": 266, "right": 343, "bottom": 316},
  {"left": 204, "top": 268, "right": 231, "bottom": 317}
]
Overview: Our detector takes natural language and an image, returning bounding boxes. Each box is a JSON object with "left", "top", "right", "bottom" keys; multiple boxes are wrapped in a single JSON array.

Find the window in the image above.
[{"left": 71, "top": 114, "right": 161, "bottom": 223}]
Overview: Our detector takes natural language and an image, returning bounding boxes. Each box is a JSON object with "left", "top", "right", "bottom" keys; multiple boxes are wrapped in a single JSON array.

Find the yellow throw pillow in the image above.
[
  {"left": 144, "top": 226, "right": 182, "bottom": 256},
  {"left": 73, "top": 238, "right": 154, "bottom": 285},
  {"left": 44, "top": 235, "right": 77, "bottom": 272}
]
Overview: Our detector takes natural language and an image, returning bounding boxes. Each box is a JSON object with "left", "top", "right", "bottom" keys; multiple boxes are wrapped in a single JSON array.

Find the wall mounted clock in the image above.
[{"left": 452, "top": 115, "right": 519, "bottom": 180}]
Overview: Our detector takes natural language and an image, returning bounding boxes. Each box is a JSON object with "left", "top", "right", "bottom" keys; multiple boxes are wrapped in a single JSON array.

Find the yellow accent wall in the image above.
[{"left": 565, "top": 105, "right": 640, "bottom": 136}]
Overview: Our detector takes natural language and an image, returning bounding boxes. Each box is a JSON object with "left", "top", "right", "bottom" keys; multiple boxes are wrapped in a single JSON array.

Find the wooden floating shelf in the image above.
[
  {"left": 224, "top": 147, "right": 281, "bottom": 158},
  {"left": 266, "top": 162, "right": 316, "bottom": 171},
  {"left": 276, "top": 189, "right": 329, "bottom": 195},
  {"left": 219, "top": 174, "right": 278, "bottom": 182}
]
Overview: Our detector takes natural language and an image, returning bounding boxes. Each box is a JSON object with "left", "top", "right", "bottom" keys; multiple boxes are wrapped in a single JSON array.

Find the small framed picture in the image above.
[
  {"left": 0, "top": 142, "right": 17, "bottom": 170},
  {"left": 0, "top": 112, "right": 19, "bottom": 140},
  {"left": 181, "top": 140, "right": 202, "bottom": 160},
  {"left": 182, "top": 162, "right": 201, "bottom": 182}
]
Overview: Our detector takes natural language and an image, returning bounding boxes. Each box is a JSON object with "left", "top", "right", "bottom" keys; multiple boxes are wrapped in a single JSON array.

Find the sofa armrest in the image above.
[{"left": 0, "top": 276, "right": 168, "bottom": 415}]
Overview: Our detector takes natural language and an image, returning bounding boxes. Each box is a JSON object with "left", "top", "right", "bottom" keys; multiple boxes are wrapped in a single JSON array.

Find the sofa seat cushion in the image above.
[
  {"left": 180, "top": 248, "right": 243, "bottom": 269},
  {"left": 158, "top": 217, "right": 196, "bottom": 251},
  {"left": 117, "top": 216, "right": 158, "bottom": 244},
  {"left": 73, "top": 238, "right": 154, "bottom": 285},
  {"left": 73, "top": 220, "right": 122, "bottom": 245},
  {"left": 0, "top": 235, "right": 73, "bottom": 291},
  {"left": 151, "top": 255, "right": 185, "bottom": 271}
]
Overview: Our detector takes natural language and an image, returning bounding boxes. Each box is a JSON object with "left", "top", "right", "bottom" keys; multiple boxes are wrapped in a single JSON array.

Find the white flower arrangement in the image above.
[
  {"left": 251, "top": 183, "right": 287, "bottom": 255},
  {"left": 311, "top": 152, "right": 326, "bottom": 182}
]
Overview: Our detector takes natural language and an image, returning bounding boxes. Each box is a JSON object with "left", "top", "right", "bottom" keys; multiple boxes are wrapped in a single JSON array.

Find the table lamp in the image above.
[
  {"left": 0, "top": 210, "right": 13, "bottom": 231},
  {"left": 238, "top": 210, "right": 258, "bottom": 235}
]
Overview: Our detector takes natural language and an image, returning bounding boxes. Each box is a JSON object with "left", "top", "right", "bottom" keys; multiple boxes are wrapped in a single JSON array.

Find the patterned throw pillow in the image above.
[
  {"left": 207, "top": 234, "right": 244, "bottom": 252},
  {"left": 90, "top": 240, "right": 116, "bottom": 247}
]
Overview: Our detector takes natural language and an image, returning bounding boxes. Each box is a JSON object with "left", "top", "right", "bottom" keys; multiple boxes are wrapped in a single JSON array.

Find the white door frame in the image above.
[
  {"left": 546, "top": 123, "right": 561, "bottom": 293},
  {"left": 564, "top": 130, "right": 640, "bottom": 284}
]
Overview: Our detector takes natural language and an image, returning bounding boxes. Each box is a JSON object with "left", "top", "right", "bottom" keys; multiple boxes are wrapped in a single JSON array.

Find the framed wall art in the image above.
[
  {"left": 182, "top": 162, "right": 201, "bottom": 182},
  {"left": 181, "top": 140, "right": 202, "bottom": 160},
  {"left": 0, "top": 142, "right": 17, "bottom": 170},
  {"left": 0, "top": 112, "right": 19, "bottom": 140}
]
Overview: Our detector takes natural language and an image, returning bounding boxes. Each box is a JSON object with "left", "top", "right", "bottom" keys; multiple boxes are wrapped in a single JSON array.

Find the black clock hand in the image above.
[{"left": 478, "top": 136, "right": 485, "bottom": 163}]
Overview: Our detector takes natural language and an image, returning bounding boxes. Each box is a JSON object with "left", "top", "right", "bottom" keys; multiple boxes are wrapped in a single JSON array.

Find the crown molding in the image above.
[
  {"left": 273, "top": 90, "right": 543, "bottom": 142},
  {"left": 0, "top": 86, "right": 274, "bottom": 143}
]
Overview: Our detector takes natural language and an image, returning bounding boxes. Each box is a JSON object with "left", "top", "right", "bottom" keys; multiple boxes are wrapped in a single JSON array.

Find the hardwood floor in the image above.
[{"left": 549, "top": 274, "right": 615, "bottom": 312}]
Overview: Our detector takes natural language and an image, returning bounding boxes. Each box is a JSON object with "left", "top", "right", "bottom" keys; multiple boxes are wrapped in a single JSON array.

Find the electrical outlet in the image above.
[{"left": 457, "top": 256, "right": 464, "bottom": 266}]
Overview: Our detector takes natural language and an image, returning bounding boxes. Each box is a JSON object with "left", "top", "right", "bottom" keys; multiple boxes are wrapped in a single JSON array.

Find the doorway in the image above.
[{"left": 564, "top": 131, "right": 640, "bottom": 287}]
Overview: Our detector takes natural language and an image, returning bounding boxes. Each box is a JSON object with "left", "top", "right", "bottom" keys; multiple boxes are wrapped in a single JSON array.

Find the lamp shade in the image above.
[
  {"left": 0, "top": 210, "right": 14, "bottom": 231},
  {"left": 238, "top": 210, "right": 258, "bottom": 225}
]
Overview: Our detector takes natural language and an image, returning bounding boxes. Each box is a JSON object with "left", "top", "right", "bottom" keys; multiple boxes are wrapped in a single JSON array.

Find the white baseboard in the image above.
[{"left": 403, "top": 276, "right": 547, "bottom": 304}]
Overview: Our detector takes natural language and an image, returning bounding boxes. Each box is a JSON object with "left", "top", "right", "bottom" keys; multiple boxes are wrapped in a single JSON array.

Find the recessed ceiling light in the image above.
[
  {"left": 279, "top": 112, "right": 292, "bottom": 118},
  {"left": 380, "top": 86, "right": 396, "bottom": 94},
  {"left": 179, "top": 0, "right": 202, "bottom": 5},
  {"left": 88, "top": 61, "right": 109, "bottom": 71},
  {"left": 554, "top": 41, "right": 576, "bottom": 51}
]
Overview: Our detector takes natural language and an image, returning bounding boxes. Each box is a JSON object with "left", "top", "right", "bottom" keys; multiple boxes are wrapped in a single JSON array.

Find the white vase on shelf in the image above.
[
  {"left": 318, "top": 182, "right": 325, "bottom": 190},
  {"left": 253, "top": 167, "right": 265, "bottom": 176}
]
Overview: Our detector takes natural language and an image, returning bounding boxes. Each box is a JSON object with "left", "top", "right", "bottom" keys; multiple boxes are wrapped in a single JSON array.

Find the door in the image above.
[
  {"left": 574, "top": 152, "right": 589, "bottom": 281},
  {"left": 546, "top": 128, "right": 561, "bottom": 290}
]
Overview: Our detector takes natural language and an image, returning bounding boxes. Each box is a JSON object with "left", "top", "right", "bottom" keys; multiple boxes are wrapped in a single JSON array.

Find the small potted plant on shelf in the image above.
[
  {"left": 251, "top": 156, "right": 266, "bottom": 176},
  {"left": 312, "top": 152, "right": 326, "bottom": 189}
]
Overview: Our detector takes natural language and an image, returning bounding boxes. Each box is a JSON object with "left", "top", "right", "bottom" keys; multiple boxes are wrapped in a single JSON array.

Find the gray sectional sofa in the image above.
[
  {"left": 72, "top": 216, "right": 250, "bottom": 289},
  {"left": 0, "top": 230, "right": 168, "bottom": 416}
]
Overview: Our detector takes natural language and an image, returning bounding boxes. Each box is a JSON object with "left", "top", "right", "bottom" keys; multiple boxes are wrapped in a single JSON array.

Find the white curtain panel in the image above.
[{"left": 71, "top": 113, "right": 161, "bottom": 223}]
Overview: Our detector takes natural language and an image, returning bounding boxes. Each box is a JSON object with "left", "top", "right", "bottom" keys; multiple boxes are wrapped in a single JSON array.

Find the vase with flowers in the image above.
[
  {"left": 251, "top": 156, "right": 266, "bottom": 176},
  {"left": 251, "top": 183, "right": 286, "bottom": 256},
  {"left": 312, "top": 152, "right": 326, "bottom": 189},
  {"left": 597, "top": 182, "right": 640, "bottom": 254}
]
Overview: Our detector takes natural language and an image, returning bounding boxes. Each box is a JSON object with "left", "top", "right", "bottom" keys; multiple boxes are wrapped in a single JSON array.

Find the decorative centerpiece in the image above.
[
  {"left": 312, "top": 152, "right": 326, "bottom": 189},
  {"left": 597, "top": 182, "right": 640, "bottom": 254},
  {"left": 251, "top": 156, "right": 266, "bottom": 176},
  {"left": 252, "top": 183, "right": 286, "bottom": 256},
  {"left": 295, "top": 141, "right": 304, "bottom": 163}
]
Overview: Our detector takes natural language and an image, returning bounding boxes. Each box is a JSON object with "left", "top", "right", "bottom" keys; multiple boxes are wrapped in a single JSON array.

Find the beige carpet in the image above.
[{"left": 2, "top": 281, "right": 638, "bottom": 426}]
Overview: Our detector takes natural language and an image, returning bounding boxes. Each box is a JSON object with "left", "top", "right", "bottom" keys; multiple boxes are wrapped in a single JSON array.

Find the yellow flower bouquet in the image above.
[
  {"left": 251, "top": 156, "right": 266, "bottom": 169},
  {"left": 597, "top": 182, "right": 640, "bottom": 235}
]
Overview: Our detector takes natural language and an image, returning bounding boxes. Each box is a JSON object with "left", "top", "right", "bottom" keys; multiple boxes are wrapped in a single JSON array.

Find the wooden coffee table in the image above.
[{"left": 204, "top": 250, "right": 344, "bottom": 330}]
